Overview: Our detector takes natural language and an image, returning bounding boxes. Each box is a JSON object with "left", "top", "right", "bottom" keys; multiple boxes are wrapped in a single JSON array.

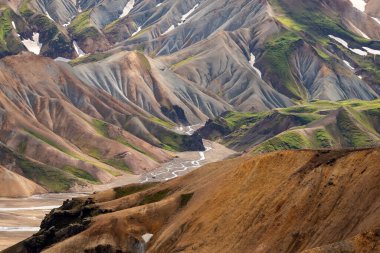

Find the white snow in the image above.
[
  {"left": 372, "top": 17, "right": 380, "bottom": 25},
  {"left": 363, "top": 47, "right": 380, "bottom": 55},
  {"left": 328, "top": 35, "right": 368, "bottom": 56},
  {"left": 249, "top": 53, "right": 262, "bottom": 78},
  {"left": 328, "top": 35, "right": 349, "bottom": 48},
  {"left": 54, "top": 57, "right": 71, "bottom": 62},
  {"left": 178, "top": 4, "right": 199, "bottom": 26},
  {"left": 142, "top": 233, "right": 153, "bottom": 243},
  {"left": 358, "top": 75, "right": 363, "bottom": 79},
  {"left": 73, "top": 41, "right": 85, "bottom": 57},
  {"left": 63, "top": 21, "right": 71, "bottom": 27},
  {"left": 21, "top": 33, "right": 42, "bottom": 55},
  {"left": 343, "top": 60, "right": 355, "bottom": 70},
  {"left": 45, "top": 10, "right": 54, "bottom": 21},
  {"left": 11, "top": 21, "right": 16, "bottom": 29},
  {"left": 156, "top": 3, "right": 162, "bottom": 7},
  {"left": 350, "top": 48, "right": 368, "bottom": 56},
  {"left": 131, "top": 26, "right": 141, "bottom": 36},
  {"left": 120, "top": 0, "right": 135, "bottom": 18},
  {"left": 349, "top": 0, "right": 367, "bottom": 12},
  {"left": 162, "top": 25, "right": 175, "bottom": 35}
]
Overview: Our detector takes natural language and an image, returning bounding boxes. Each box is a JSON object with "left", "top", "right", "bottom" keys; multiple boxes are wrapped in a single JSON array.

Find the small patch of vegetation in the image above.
[
  {"left": 149, "top": 117, "right": 175, "bottom": 129},
  {"left": 262, "top": 31, "right": 304, "bottom": 99},
  {"left": 69, "top": 52, "right": 112, "bottom": 66},
  {"left": 136, "top": 52, "right": 151, "bottom": 70},
  {"left": 336, "top": 108, "right": 374, "bottom": 147},
  {"left": 86, "top": 147, "right": 130, "bottom": 172},
  {"left": 91, "top": 119, "right": 109, "bottom": 137},
  {"left": 314, "top": 129, "right": 333, "bottom": 148},
  {"left": 139, "top": 189, "right": 171, "bottom": 205},
  {"left": 68, "top": 10, "right": 100, "bottom": 41},
  {"left": 254, "top": 131, "right": 311, "bottom": 153},
  {"left": 62, "top": 165, "right": 98, "bottom": 182},
  {"left": 0, "top": 8, "right": 12, "bottom": 49},
  {"left": 220, "top": 111, "right": 267, "bottom": 130},
  {"left": 17, "top": 158, "right": 76, "bottom": 192},
  {"left": 24, "top": 128, "right": 70, "bottom": 154},
  {"left": 114, "top": 183, "right": 158, "bottom": 199},
  {"left": 283, "top": 106, "right": 318, "bottom": 114},
  {"left": 171, "top": 55, "right": 198, "bottom": 70},
  {"left": 19, "top": 0, "right": 34, "bottom": 18}
]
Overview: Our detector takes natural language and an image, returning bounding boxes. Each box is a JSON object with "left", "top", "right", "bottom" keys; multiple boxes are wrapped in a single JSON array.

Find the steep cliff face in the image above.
[{"left": 5, "top": 148, "right": 379, "bottom": 252}]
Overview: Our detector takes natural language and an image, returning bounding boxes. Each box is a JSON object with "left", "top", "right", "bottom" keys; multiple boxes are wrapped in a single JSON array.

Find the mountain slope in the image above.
[
  {"left": 198, "top": 99, "right": 380, "bottom": 152},
  {"left": 0, "top": 53, "right": 204, "bottom": 195},
  {"left": 1, "top": 0, "right": 380, "bottom": 120},
  {"left": 5, "top": 148, "right": 379, "bottom": 252},
  {"left": 0, "top": 165, "right": 47, "bottom": 197}
]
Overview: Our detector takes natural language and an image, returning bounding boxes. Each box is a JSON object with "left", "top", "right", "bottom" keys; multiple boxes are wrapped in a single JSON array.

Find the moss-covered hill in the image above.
[{"left": 198, "top": 99, "right": 380, "bottom": 152}]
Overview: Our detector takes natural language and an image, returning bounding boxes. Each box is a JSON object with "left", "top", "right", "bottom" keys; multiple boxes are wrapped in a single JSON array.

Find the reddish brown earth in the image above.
[{"left": 5, "top": 148, "right": 379, "bottom": 252}]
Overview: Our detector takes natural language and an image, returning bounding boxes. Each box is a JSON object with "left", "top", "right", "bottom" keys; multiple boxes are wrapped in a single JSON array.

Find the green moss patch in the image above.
[
  {"left": 114, "top": 183, "right": 158, "bottom": 199},
  {"left": 139, "top": 189, "right": 171, "bottom": 205},
  {"left": 62, "top": 165, "right": 98, "bottom": 182}
]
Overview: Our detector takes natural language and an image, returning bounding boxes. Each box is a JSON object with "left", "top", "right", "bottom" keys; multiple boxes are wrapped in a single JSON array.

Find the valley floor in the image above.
[
  {"left": 0, "top": 135, "right": 235, "bottom": 250},
  {"left": 0, "top": 193, "right": 86, "bottom": 250}
]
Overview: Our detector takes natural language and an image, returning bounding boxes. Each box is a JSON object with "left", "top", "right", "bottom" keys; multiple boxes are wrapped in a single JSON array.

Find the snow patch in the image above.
[
  {"left": 142, "top": 233, "right": 153, "bottom": 243},
  {"left": 120, "top": 0, "right": 135, "bottom": 18},
  {"left": 162, "top": 25, "right": 175, "bottom": 35},
  {"left": 372, "top": 17, "right": 380, "bottom": 25},
  {"left": 328, "top": 35, "right": 349, "bottom": 48},
  {"left": 21, "top": 33, "right": 42, "bottom": 55},
  {"left": 363, "top": 47, "right": 380, "bottom": 55},
  {"left": 156, "top": 3, "right": 162, "bottom": 7},
  {"left": 73, "top": 41, "right": 85, "bottom": 57},
  {"left": 349, "top": 0, "right": 367, "bottom": 12},
  {"left": 54, "top": 57, "right": 71, "bottom": 62},
  {"left": 131, "top": 26, "right": 141, "bottom": 36},
  {"left": 178, "top": 4, "right": 199, "bottom": 26},
  {"left": 350, "top": 48, "right": 367, "bottom": 56},
  {"left": 249, "top": 53, "right": 262, "bottom": 78},
  {"left": 45, "top": 10, "right": 54, "bottom": 21},
  {"left": 328, "top": 35, "right": 368, "bottom": 56},
  {"left": 343, "top": 60, "right": 355, "bottom": 70},
  {"left": 11, "top": 21, "right": 16, "bottom": 29}
]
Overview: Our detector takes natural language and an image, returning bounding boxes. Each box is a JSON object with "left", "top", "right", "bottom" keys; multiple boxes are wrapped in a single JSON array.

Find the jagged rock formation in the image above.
[{"left": 5, "top": 148, "right": 380, "bottom": 252}]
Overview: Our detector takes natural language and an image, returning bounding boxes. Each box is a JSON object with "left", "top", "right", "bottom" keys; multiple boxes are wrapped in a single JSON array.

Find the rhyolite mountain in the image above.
[
  {"left": 0, "top": 0, "right": 379, "bottom": 194},
  {"left": 0, "top": 0, "right": 380, "bottom": 251},
  {"left": 1, "top": 0, "right": 380, "bottom": 118},
  {"left": 0, "top": 53, "right": 204, "bottom": 196}
]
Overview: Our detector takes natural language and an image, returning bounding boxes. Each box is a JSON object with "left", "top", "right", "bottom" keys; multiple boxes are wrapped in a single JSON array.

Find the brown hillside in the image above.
[
  {"left": 6, "top": 148, "right": 380, "bottom": 252},
  {"left": 0, "top": 165, "right": 46, "bottom": 197}
]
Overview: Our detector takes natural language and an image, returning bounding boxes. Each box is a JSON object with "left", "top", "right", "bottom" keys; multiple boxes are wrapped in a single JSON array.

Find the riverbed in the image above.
[
  {"left": 0, "top": 193, "right": 86, "bottom": 250},
  {"left": 0, "top": 125, "right": 235, "bottom": 250}
]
